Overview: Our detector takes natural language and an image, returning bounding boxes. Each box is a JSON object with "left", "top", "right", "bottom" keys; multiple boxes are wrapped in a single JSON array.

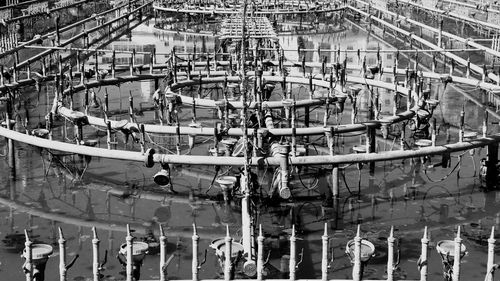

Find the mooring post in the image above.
[
  {"left": 58, "top": 228, "right": 67, "bottom": 281},
  {"left": 126, "top": 224, "right": 134, "bottom": 281},
  {"left": 452, "top": 226, "right": 462, "bottom": 281},
  {"left": 224, "top": 225, "right": 232, "bottom": 281},
  {"left": 257, "top": 225, "right": 264, "bottom": 281},
  {"left": 289, "top": 225, "right": 296, "bottom": 281},
  {"left": 387, "top": 226, "right": 395, "bottom": 281},
  {"left": 353, "top": 225, "right": 362, "bottom": 281},
  {"left": 191, "top": 223, "right": 199, "bottom": 281},
  {"left": 321, "top": 223, "right": 329, "bottom": 281},
  {"left": 92, "top": 227, "right": 100, "bottom": 281}
]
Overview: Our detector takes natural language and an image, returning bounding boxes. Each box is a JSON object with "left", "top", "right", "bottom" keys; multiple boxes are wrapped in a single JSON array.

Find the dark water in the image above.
[{"left": 0, "top": 15, "right": 498, "bottom": 281}]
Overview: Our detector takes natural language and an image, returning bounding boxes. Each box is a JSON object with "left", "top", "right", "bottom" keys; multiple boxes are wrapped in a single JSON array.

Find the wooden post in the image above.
[{"left": 92, "top": 227, "right": 100, "bottom": 281}]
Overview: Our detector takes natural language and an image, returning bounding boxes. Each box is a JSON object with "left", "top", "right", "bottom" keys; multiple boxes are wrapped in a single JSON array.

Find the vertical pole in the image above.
[
  {"left": 420, "top": 226, "right": 429, "bottom": 281},
  {"left": 387, "top": 226, "right": 395, "bottom": 281},
  {"left": 24, "top": 230, "right": 33, "bottom": 281},
  {"left": 486, "top": 227, "right": 495, "bottom": 281},
  {"left": 289, "top": 225, "right": 296, "bottom": 281},
  {"left": 59, "top": 228, "right": 67, "bottom": 281},
  {"left": 452, "top": 226, "right": 462, "bottom": 281},
  {"left": 321, "top": 223, "right": 329, "bottom": 281},
  {"left": 257, "top": 225, "right": 264, "bottom": 281},
  {"left": 192, "top": 224, "right": 199, "bottom": 281},
  {"left": 92, "top": 227, "right": 100, "bottom": 281},
  {"left": 352, "top": 225, "right": 362, "bottom": 281},
  {"left": 224, "top": 225, "right": 232, "bottom": 281},
  {"left": 486, "top": 143, "right": 498, "bottom": 189},
  {"left": 126, "top": 224, "right": 134, "bottom": 281},
  {"left": 160, "top": 225, "right": 167, "bottom": 281},
  {"left": 332, "top": 164, "right": 339, "bottom": 198}
]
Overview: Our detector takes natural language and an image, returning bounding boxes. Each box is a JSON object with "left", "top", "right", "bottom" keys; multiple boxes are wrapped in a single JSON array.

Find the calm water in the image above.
[{"left": 0, "top": 14, "right": 499, "bottom": 281}]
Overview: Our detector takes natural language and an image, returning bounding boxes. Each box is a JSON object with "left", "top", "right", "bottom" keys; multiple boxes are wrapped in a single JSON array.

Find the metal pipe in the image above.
[
  {"left": 92, "top": 227, "right": 100, "bottom": 281},
  {"left": 257, "top": 225, "right": 264, "bottom": 281},
  {"left": 224, "top": 225, "right": 232, "bottom": 281},
  {"left": 192, "top": 224, "right": 199, "bottom": 281},
  {"left": 387, "top": 226, "right": 395, "bottom": 281},
  {"left": 352, "top": 225, "right": 362, "bottom": 281},
  {"left": 452, "top": 226, "right": 462, "bottom": 281},
  {"left": 289, "top": 225, "right": 296, "bottom": 281},
  {"left": 126, "top": 224, "right": 134, "bottom": 281},
  {"left": 420, "top": 227, "right": 429, "bottom": 281},
  {"left": 321, "top": 223, "right": 328, "bottom": 281}
]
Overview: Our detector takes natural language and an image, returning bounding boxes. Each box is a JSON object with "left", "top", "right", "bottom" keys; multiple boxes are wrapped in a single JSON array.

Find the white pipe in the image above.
[{"left": 59, "top": 228, "right": 67, "bottom": 281}]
